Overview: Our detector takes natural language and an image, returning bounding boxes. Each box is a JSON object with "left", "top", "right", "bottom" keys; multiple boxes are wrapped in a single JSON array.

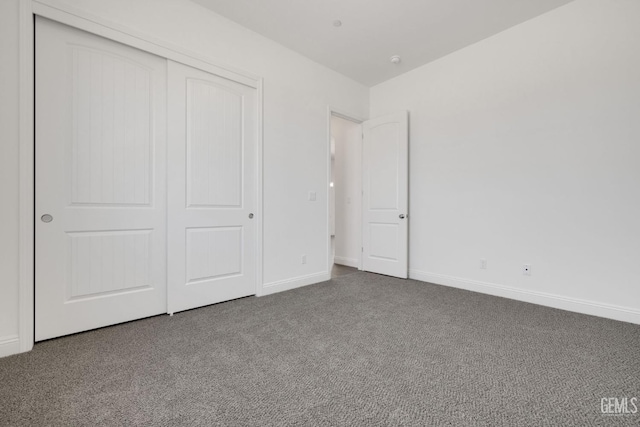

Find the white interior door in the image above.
[
  {"left": 362, "top": 111, "right": 409, "bottom": 278},
  {"left": 35, "top": 17, "right": 167, "bottom": 341},
  {"left": 167, "top": 61, "right": 257, "bottom": 314}
]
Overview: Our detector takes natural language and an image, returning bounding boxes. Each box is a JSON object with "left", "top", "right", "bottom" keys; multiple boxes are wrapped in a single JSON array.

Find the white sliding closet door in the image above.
[
  {"left": 167, "top": 61, "right": 257, "bottom": 314},
  {"left": 35, "top": 17, "right": 168, "bottom": 340}
]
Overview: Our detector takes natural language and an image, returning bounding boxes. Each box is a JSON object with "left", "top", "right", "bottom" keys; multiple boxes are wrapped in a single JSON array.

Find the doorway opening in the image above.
[{"left": 329, "top": 113, "right": 363, "bottom": 279}]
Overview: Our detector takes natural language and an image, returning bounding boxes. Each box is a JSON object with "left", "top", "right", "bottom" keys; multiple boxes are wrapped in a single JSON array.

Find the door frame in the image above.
[
  {"left": 326, "top": 107, "right": 366, "bottom": 275},
  {"left": 18, "top": 1, "right": 264, "bottom": 353}
]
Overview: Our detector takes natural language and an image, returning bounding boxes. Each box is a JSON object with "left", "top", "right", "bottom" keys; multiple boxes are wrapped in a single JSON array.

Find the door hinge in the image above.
[{"left": 361, "top": 247, "right": 364, "bottom": 252}]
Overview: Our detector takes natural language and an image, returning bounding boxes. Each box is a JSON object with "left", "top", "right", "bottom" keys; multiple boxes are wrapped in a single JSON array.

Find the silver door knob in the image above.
[
  {"left": 399, "top": 214, "right": 405, "bottom": 219},
  {"left": 41, "top": 214, "right": 53, "bottom": 223},
  {"left": 248, "top": 213, "right": 254, "bottom": 219}
]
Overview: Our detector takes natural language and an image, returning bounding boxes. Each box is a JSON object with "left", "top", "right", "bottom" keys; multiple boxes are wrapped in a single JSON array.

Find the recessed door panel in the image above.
[
  {"left": 369, "top": 123, "right": 400, "bottom": 210},
  {"left": 187, "top": 80, "right": 243, "bottom": 208},
  {"left": 368, "top": 223, "right": 399, "bottom": 261},
  {"left": 70, "top": 46, "right": 153, "bottom": 206},
  {"left": 67, "top": 230, "right": 153, "bottom": 300},
  {"left": 186, "top": 227, "right": 243, "bottom": 283}
]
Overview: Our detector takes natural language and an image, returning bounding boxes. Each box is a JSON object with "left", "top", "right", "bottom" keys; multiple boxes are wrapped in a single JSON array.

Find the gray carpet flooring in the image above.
[
  {"left": 1, "top": 272, "right": 639, "bottom": 426},
  {"left": 331, "top": 264, "right": 358, "bottom": 279}
]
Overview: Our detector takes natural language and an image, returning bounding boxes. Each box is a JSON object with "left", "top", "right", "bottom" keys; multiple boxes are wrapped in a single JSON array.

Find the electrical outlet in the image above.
[
  {"left": 480, "top": 259, "right": 487, "bottom": 270},
  {"left": 523, "top": 264, "right": 532, "bottom": 276},
  {"left": 308, "top": 192, "right": 316, "bottom": 201},
  {"left": 301, "top": 255, "right": 307, "bottom": 264}
]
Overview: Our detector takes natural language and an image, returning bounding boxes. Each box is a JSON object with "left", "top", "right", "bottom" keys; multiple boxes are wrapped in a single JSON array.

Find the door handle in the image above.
[
  {"left": 248, "top": 213, "right": 254, "bottom": 219},
  {"left": 41, "top": 214, "right": 53, "bottom": 223},
  {"left": 399, "top": 214, "right": 405, "bottom": 219}
]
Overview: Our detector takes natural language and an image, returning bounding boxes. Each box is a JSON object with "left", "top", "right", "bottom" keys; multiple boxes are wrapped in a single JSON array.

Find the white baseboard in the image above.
[
  {"left": 260, "top": 271, "right": 330, "bottom": 297},
  {"left": 333, "top": 256, "right": 359, "bottom": 268},
  {"left": 409, "top": 269, "right": 640, "bottom": 325},
  {"left": 0, "top": 335, "right": 20, "bottom": 359}
]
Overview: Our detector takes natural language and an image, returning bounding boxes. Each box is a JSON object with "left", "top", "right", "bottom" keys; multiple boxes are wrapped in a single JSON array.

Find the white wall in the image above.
[
  {"left": 0, "top": 0, "right": 368, "bottom": 356},
  {"left": 332, "top": 116, "right": 362, "bottom": 268},
  {"left": 370, "top": 0, "right": 640, "bottom": 323},
  {"left": 0, "top": 0, "right": 21, "bottom": 357}
]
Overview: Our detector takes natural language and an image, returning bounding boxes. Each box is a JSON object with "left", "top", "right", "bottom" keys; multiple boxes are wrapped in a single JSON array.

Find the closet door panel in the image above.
[
  {"left": 35, "top": 17, "right": 168, "bottom": 341},
  {"left": 167, "top": 61, "right": 257, "bottom": 313}
]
